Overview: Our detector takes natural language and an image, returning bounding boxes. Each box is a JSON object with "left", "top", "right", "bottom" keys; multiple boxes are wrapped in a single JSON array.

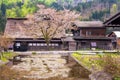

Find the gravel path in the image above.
[{"left": 12, "top": 54, "right": 71, "bottom": 79}]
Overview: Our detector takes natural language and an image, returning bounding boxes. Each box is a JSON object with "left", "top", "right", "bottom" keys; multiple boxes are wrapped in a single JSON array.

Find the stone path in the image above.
[{"left": 12, "top": 54, "right": 71, "bottom": 79}]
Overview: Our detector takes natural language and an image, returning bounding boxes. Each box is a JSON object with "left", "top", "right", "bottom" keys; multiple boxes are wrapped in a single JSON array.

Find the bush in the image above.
[
  {"left": 98, "top": 54, "right": 120, "bottom": 78},
  {"left": 114, "top": 77, "right": 120, "bottom": 80},
  {"left": 32, "top": 52, "right": 36, "bottom": 55},
  {"left": 0, "top": 52, "right": 16, "bottom": 62}
]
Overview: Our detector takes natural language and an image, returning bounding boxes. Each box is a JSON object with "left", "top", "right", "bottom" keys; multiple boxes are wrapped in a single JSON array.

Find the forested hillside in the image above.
[
  {"left": 0, "top": 0, "right": 120, "bottom": 32},
  {"left": 0, "top": 0, "right": 119, "bottom": 19}
]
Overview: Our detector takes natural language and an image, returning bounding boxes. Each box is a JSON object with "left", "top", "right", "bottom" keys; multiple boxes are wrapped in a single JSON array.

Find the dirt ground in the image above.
[{"left": 0, "top": 54, "right": 91, "bottom": 80}]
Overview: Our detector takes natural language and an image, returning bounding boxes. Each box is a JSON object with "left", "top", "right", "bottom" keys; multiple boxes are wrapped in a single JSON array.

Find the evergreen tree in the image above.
[
  {"left": 1, "top": 3, "right": 6, "bottom": 16},
  {"left": 0, "top": 1, "right": 6, "bottom": 32},
  {"left": 0, "top": 11, "right": 6, "bottom": 32}
]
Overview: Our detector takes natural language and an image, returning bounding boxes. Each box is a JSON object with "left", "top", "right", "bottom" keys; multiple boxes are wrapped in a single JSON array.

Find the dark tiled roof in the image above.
[
  {"left": 74, "top": 36, "right": 113, "bottom": 40},
  {"left": 73, "top": 21, "right": 104, "bottom": 28},
  {"left": 104, "top": 12, "right": 120, "bottom": 27},
  {"left": 7, "top": 18, "right": 28, "bottom": 20},
  {"left": 14, "top": 38, "right": 62, "bottom": 42}
]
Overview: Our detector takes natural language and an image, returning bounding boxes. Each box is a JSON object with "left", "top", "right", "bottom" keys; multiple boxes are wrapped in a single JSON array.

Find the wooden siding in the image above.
[
  {"left": 76, "top": 40, "right": 112, "bottom": 50},
  {"left": 80, "top": 28, "right": 106, "bottom": 37},
  {"left": 13, "top": 38, "right": 64, "bottom": 51},
  {"left": 117, "top": 39, "right": 120, "bottom": 49},
  {"left": 73, "top": 28, "right": 106, "bottom": 37}
]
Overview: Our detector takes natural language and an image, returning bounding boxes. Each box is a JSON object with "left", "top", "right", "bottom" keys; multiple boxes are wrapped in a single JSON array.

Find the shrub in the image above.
[
  {"left": 114, "top": 77, "right": 120, "bottom": 80},
  {"left": 32, "top": 52, "right": 36, "bottom": 55},
  {"left": 98, "top": 54, "right": 120, "bottom": 78},
  {"left": 0, "top": 52, "right": 16, "bottom": 62}
]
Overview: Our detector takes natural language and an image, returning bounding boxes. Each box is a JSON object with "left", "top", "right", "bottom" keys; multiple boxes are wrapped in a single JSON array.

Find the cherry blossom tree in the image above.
[{"left": 25, "top": 5, "right": 80, "bottom": 50}]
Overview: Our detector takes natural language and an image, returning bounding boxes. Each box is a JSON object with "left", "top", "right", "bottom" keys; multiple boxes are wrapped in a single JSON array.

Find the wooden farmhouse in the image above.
[
  {"left": 4, "top": 18, "right": 75, "bottom": 51},
  {"left": 71, "top": 21, "right": 112, "bottom": 50}
]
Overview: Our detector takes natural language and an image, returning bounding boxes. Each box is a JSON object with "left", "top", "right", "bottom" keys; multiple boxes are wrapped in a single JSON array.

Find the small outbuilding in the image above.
[{"left": 108, "top": 31, "right": 120, "bottom": 49}]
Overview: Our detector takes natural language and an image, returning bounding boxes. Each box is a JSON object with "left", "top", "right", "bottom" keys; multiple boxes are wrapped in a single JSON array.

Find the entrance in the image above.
[{"left": 14, "top": 42, "right": 28, "bottom": 51}]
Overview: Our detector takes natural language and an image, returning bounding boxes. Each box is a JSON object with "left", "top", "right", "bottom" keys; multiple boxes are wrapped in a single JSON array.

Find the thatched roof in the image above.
[
  {"left": 4, "top": 18, "right": 66, "bottom": 38},
  {"left": 4, "top": 18, "right": 29, "bottom": 38}
]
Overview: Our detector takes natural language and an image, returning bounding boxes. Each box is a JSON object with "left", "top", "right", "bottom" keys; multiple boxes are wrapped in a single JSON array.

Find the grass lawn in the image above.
[
  {"left": 0, "top": 52, "right": 17, "bottom": 62},
  {"left": 72, "top": 52, "right": 120, "bottom": 71},
  {"left": 72, "top": 52, "right": 120, "bottom": 79}
]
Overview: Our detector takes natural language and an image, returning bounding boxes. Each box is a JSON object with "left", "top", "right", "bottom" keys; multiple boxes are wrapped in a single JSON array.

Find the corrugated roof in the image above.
[{"left": 73, "top": 21, "right": 104, "bottom": 27}]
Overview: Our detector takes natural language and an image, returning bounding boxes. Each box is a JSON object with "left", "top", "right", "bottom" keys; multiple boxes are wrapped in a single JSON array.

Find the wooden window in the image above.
[
  {"left": 89, "top": 32, "right": 91, "bottom": 35},
  {"left": 86, "top": 31, "right": 91, "bottom": 36},
  {"left": 91, "top": 42, "right": 97, "bottom": 47},
  {"left": 16, "top": 43, "right": 20, "bottom": 47},
  {"left": 41, "top": 43, "right": 44, "bottom": 46},
  {"left": 49, "top": 44, "right": 52, "bottom": 46},
  {"left": 28, "top": 43, "right": 32, "bottom": 46},
  {"left": 33, "top": 43, "right": 36, "bottom": 46},
  {"left": 51, "top": 44, "right": 54, "bottom": 46},
  {"left": 55, "top": 44, "right": 59, "bottom": 46},
  {"left": 37, "top": 43, "right": 40, "bottom": 46},
  {"left": 86, "top": 31, "right": 88, "bottom": 36},
  {"left": 44, "top": 44, "right": 47, "bottom": 46}
]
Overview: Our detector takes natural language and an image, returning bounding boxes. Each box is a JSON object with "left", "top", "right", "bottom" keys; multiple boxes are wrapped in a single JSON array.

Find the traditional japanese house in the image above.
[
  {"left": 5, "top": 18, "right": 75, "bottom": 51},
  {"left": 71, "top": 21, "right": 113, "bottom": 50}
]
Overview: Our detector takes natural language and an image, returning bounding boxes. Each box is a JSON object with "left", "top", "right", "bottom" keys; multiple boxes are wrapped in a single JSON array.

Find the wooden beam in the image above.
[
  {"left": 105, "top": 14, "right": 120, "bottom": 25},
  {"left": 105, "top": 24, "right": 120, "bottom": 27}
]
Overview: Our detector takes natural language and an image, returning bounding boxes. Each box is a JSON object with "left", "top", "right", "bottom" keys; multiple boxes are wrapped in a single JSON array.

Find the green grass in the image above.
[
  {"left": 114, "top": 77, "right": 120, "bottom": 80},
  {"left": 72, "top": 52, "right": 120, "bottom": 71},
  {"left": 72, "top": 52, "right": 120, "bottom": 79},
  {"left": 72, "top": 53, "right": 101, "bottom": 71},
  {"left": 0, "top": 52, "right": 16, "bottom": 62}
]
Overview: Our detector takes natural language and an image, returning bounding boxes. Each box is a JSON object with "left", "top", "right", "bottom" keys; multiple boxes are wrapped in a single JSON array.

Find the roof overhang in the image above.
[
  {"left": 73, "top": 36, "right": 113, "bottom": 41},
  {"left": 14, "top": 38, "right": 62, "bottom": 42},
  {"left": 7, "top": 18, "right": 28, "bottom": 20},
  {"left": 104, "top": 12, "right": 120, "bottom": 27}
]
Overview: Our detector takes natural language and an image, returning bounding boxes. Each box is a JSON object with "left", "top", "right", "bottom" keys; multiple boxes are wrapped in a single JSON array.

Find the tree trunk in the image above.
[{"left": 46, "top": 41, "right": 50, "bottom": 51}]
